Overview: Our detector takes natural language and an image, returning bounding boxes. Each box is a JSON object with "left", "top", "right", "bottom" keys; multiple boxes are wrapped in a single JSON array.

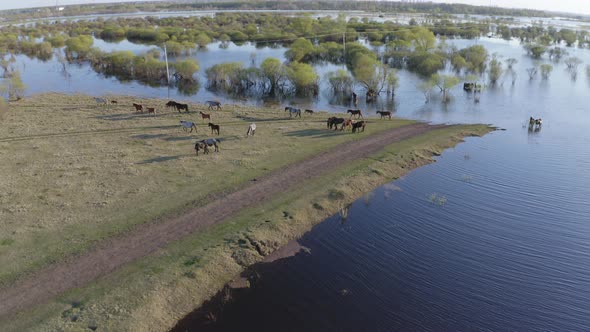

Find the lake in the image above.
[{"left": 8, "top": 33, "right": 590, "bottom": 331}]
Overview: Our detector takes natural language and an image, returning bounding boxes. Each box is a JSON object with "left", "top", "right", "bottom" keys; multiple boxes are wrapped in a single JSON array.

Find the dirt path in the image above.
[{"left": 0, "top": 122, "right": 446, "bottom": 318}]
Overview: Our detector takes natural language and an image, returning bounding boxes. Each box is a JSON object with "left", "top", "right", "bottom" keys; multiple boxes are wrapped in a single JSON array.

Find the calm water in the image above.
[
  {"left": 8, "top": 34, "right": 590, "bottom": 331},
  {"left": 168, "top": 41, "right": 588, "bottom": 330}
]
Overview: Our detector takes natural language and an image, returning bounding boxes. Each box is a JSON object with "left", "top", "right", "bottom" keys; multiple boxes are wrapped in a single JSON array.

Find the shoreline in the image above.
[{"left": 0, "top": 94, "right": 494, "bottom": 331}]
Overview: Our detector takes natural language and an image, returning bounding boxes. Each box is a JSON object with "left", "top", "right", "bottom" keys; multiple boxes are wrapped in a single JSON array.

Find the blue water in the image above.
[
  {"left": 7, "top": 33, "right": 590, "bottom": 331},
  {"left": 170, "top": 40, "right": 590, "bottom": 331}
]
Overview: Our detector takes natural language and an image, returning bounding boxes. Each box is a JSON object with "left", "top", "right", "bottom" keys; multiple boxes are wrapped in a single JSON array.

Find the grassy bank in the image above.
[{"left": 0, "top": 93, "right": 492, "bottom": 331}]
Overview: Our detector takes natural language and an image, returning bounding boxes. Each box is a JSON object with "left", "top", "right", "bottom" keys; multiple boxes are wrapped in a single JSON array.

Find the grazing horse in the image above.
[
  {"left": 352, "top": 121, "right": 366, "bottom": 133},
  {"left": 94, "top": 97, "right": 107, "bottom": 105},
  {"left": 132, "top": 103, "right": 143, "bottom": 113},
  {"left": 110, "top": 100, "right": 118, "bottom": 104},
  {"left": 284, "top": 106, "right": 301, "bottom": 118},
  {"left": 304, "top": 109, "right": 314, "bottom": 115},
  {"left": 199, "top": 111, "right": 211, "bottom": 122},
  {"left": 327, "top": 117, "right": 336, "bottom": 129},
  {"left": 146, "top": 107, "right": 156, "bottom": 115},
  {"left": 341, "top": 119, "right": 354, "bottom": 131},
  {"left": 347, "top": 109, "right": 363, "bottom": 119},
  {"left": 180, "top": 120, "right": 197, "bottom": 133},
  {"left": 206, "top": 101, "right": 222, "bottom": 111},
  {"left": 328, "top": 117, "right": 345, "bottom": 130},
  {"left": 208, "top": 122, "right": 220, "bottom": 135},
  {"left": 195, "top": 138, "right": 220, "bottom": 156},
  {"left": 175, "top": 103, "right": 189, "bottom": 113},
  {"left": 246, "top": 123, "right": 256, "bottom": 137},
  {"left": 376, "top": 111, "right": 392, "bottom": 120},
  {"left": 166, "top": 100, "right": 177, "bottom": 109}
]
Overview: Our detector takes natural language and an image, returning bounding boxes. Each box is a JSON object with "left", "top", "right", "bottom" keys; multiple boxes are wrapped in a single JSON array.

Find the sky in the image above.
[{"left": 0, "top": 0, "right": 589, "bottom": 16}]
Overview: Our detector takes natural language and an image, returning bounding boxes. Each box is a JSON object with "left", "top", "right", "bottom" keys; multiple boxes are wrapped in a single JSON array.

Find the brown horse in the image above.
[
  {"left": 341, "top": 119, "right": 354, "bottom": 131},
  {"left": 328, "top": 117, "right": 345, "bottom": 130},
  {"left": 208, "top": 122, "right": 220, "bottom": 135},
  {"left": 146, "top": 107, "right": 156, "bottom": 115},
  {"left": 347, "top": 109, "right": 363, "bottom": 119},
  {"left": 376, "top": 111, "right": 392, "bottom": 120},
  {"left": 110, "top": 100, "right": 118, "bottom": 104},
  {"left": 199, "top": 111, "right": 211, "bottom": 121},
  {"left": 132, "top": 103, "right": 143, "bottom": 113},
  {"left": 352, "top": 121, "right": 366, "bottom": 133},
  {"left": 304, "top": 109, "right": 314, "bottom": 115}
]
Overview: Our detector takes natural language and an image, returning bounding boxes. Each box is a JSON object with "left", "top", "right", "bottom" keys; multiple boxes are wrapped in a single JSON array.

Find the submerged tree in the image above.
[
  {"left": 488, "top": 55, "right": 503, "bottom": 85},
  {"left": 0, "top": 69, "right": 26, "bottom": 100},
  {"left": 260, "top": 57, "right": 287, "bottom": 95},
  {"left": 286, "top": 61, "right": 318, "bottom": 95},
  {"left": 564, "top": 56, "right": 583, "bottom": 72},
  {"left": 430, "top": 74, "right": 460, "bottom": 103},
  {"left": 352, "top": 54, "right": 397, "bottom": 100},
  {"left": 540, "top": 64, "right": 553, "bottom": 80},
  {"left": 526, "top": 66, "right": 539, "bottom": 80},
  {"left": 325, "top": 69, "right": 354, "bottom": 93},
  {"left": 524, "top": 43, "right": 547, "bottom": 59}
]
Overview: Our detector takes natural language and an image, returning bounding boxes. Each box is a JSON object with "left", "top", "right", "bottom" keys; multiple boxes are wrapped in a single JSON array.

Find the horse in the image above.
[
  {"left": 132, "top": 103, "right": 143, "bottom": 113},
  {"left": 94, "top": 97, "right": 107, "bottom": 105},
  {"left": 352, "top": 92, "right": 358, "bottom": 106},
  {"left": 166, "top": 100, "right": 177, "bottom": 109},
  {"left": 529, "top": 117, "right": 543, "bottom": 127},
  {"left": 328, "top": 117, "right": 345, "bottom": 130},
  {"left": 284, "top": 107, "right": 301, "bottom": 118},
  {"left": 376, "top": 111, "right": 392, "bottom": 120},
  {"left": 180, "top": 120, "right": 197, "bottom": 133},
  {"left": 341, "top": 119, "right": 354, "bottom": 131},
  {"left": 175, "top": 103, "right": 189, "bottom": 113},
  {"left": 206, "top": 101, "right": 222, "bottom": 111},
  {"left": 199, "top": 111, "right": 211, "bottom": 122},
  {"left": 352, "top": 121, "right": 366, "bottom": 133},
  {"left": 327, "top": 117, "right": 336, "bottom": 129},
  {"left": 304, "top": 109, "right": 314, "bottom": 115},
  {"left": 246, "top": 123, "right": 256, "bottom": 137},
  {"left": 195, "top": 138, "right": 220, "bottom": 156},
  {"left": 146, "top": 107, "right": 156, "bottom": 115},
  {"left": 347, "top": 109, "right": 363, "bottom": 119},
  {"left": 208, "top": 122, "right": 220, "bottom": 135},
  {"left": 110, "top": 100, "right": 118, "bottom": 104}
]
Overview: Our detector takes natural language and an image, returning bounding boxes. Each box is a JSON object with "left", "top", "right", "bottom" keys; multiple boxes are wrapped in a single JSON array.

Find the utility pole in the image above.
[
  {"left": 163, "top": 44, "right": 170, "bottom": 85},
  {"left": 342, "top": 31, "right": 346, "bottom": 66}
]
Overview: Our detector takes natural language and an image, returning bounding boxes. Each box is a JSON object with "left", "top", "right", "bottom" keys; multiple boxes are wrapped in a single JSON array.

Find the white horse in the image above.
[
  {"left": 180, "top": 120, "right": 197, "bottom": 133},
  {"left": 94, "top": 97, "right": 107, "bottom": 105},
  {"left": 246, "top": 123, "right": 256, "bottom": 137}
]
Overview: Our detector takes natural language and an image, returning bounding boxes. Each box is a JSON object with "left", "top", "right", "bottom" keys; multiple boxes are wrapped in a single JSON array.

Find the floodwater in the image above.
[
  {"left": 170, "top": 40, "right": 589, "bottom": 330},
  {"left": 7, "top": 33, "right": 590, "bottom": 331}
]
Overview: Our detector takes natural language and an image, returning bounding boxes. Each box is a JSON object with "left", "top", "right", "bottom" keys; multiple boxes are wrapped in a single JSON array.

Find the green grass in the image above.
[
  {"left": 0, "top": 93, "right": 414, "bottom": 288},
  {"left": 0, "top": 105, "right": 492, "bottom": 331}
]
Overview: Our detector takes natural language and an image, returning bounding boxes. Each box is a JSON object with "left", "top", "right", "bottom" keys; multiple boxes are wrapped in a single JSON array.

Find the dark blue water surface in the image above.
[{"left": 7, "top": 32, "right": 590, "bottom": 331}]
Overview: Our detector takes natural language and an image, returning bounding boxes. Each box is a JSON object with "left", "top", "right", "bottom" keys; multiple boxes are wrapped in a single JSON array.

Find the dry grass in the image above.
[
  {"left": 0, "top": 93, "right": 414, "bottom": 288},
  {"left": 0, "top": 93, "right": 490, "bottom": 331}
]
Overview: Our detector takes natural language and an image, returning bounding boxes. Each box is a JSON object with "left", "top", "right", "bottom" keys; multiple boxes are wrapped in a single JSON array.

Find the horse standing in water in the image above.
[
  {"left": 284, "top": 106, "right": 302, "bottom": 118},
  {"left": 246, "top": 123, "right": 256, "bottom": 137},
  {"left": 195, "top": 139, "right": 220, "bottom": 156}
]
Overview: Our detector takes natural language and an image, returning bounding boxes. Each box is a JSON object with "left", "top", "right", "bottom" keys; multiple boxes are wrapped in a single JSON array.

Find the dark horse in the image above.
[
  {"left": 347, "top": 109, "right": 363, "bottom": 119},
  {"left": 376, "top": 111, "right": 392, "bottom": 119},
  {"left": 327, "top": 117, "right": 345, "bottom": 130},
  {"left": 195, "top": 138, "right": 220, "bottom": 156},
  {"left": 352, "top": 121, "right": 366, "bottom": 133},
  {"left": 166, "top": 101, "right": 189, "bottom": 113},
  {"left": 199, "top": 111, "right": 211, "bottom": 122},
  {"left": 132, "top": 103, "right": 143, "bottom": 113},
  {"left": 304, "top": 109, "right": 314, "bottom": 115},
  {"left": 208, "top": 122, "right": 220, "bottom": 135}
]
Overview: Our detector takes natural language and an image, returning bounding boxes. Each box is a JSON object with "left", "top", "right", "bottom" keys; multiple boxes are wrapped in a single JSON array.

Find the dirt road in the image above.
[{"left": 0, "top": 122, "right": 445, "bottom": 318}]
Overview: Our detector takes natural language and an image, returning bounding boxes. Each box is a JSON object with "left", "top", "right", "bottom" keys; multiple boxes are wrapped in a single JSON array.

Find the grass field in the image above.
[
  {"left": 0, "top": 94, "right": 493, "bottom": 331},
  {"left": 0, "top": 93, "right": 416, "bottom": 288}
]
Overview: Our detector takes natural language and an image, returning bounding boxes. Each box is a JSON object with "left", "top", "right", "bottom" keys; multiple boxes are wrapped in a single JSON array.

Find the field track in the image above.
[{"left": 0, "top": 122, "right": 446, "bottom": 318}]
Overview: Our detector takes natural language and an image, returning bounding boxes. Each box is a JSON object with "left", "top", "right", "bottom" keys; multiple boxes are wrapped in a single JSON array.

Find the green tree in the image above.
[
  {"left": 458, "top": 45, "right": 489, "bottom": 74},
  {"left": 287, "top": 61, "right": 318, "bottom": 95},
  {"left": 488, "top": 55, "right": 503, "bottom": 85},
  {"left": 430, "top": 74, "right": 460, "bottom": 102},
  {"left": 285, "top": 38, "right": 315, "bottom": 62},
  {"left": 260, "top": 57, "right": 287, "bottom": 95},
  {"left": 173, "top": 59, "right": 199, "bottom": 81},
  {"left": 540, "top": 64, "right": 553, "bottom": 79},
  {"left": 412, "top": 27, "right": 436, "bottom": 53},
  {"left": 325, "top": 69, "right": 354, "bottom": 93},
  {"left": 195, "top": 33, "right": 211, "bottom": 48},
  {"left": 524, "top": 43, "right": 547, "bottom": 58},
  {"left": 1, "top": 70, "right": 26, "bottom": 100}
]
